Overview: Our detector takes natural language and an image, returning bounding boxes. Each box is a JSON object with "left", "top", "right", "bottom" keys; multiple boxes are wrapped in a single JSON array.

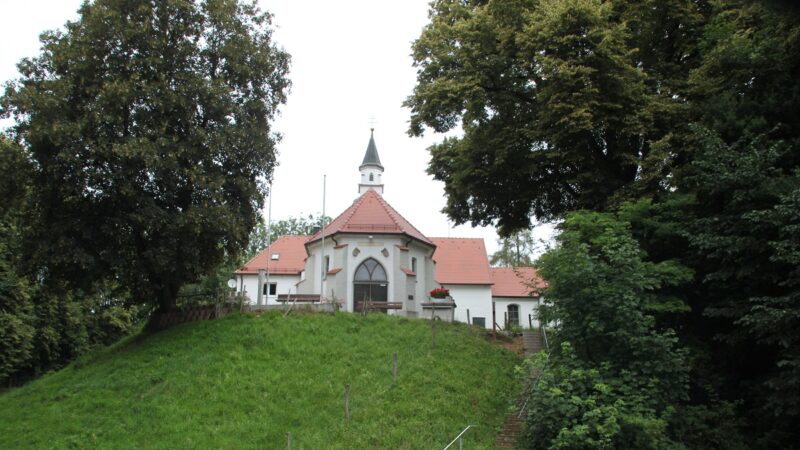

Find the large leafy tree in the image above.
[
  {"left": 1, "top": 0, "right": 290, "bottom": 311},
  {"left": 528, "top": 211, "right": 690, "bottom": 449},
  {"left": 406, "top": 0, "right": 706, "bottom": 233},
  {"left": 0, "top": 137, "right": 35, "bottom": 382},
  {"left": 411, "top": 0, "right": 800, "bottom": 446}
]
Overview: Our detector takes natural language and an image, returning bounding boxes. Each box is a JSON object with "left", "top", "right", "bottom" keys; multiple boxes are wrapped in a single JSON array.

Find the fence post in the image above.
[
  {"left": 344, "top": 384, "right": 351, "bottom": 426},
  {"left": 492, "top": 301, "right": 497, "bottom": 341},
  {"left": 432, "top": 317, "right": 437, "bottom": 349},
  {"left": 287, "top": 432, "right": 291, "bottom": 450},
  {"left": 529, "top": 314, "right": 533, "bottom": 330},
  {"left": 467, "top": 308, "right": 471, "bottom": 326},
  {"left": 392, "top": 352, "right": 398, "bottom": 384}
]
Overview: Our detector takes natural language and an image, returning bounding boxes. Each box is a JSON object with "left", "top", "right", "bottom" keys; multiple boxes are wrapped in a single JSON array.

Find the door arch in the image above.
[{"left": 353, "top": 258, "right": 388, "bottom": 312}]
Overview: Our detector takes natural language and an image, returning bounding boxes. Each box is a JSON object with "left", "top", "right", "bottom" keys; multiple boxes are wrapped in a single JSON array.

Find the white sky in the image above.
[{"left": 0, "top": 0, "right": 556, "bottom": 257}]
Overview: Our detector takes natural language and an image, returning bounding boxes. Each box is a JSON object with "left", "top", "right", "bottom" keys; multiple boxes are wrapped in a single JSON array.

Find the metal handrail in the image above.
[
  {"left": 541, "top": 326, "right": 550, "bottom": 353},
  {"left": 443, "top": 424, "right": 474, "bottom": 450}
]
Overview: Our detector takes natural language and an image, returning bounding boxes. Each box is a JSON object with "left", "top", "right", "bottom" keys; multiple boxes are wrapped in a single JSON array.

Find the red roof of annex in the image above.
[
  {"left": 430, "top": 237, "right": 494, "bottom": 285},
  {"left": 490, "top": 267, "right": 546, "bottom": 297},
  {"left": 235, "top": 235, "right": 310, "bottom": 275}
]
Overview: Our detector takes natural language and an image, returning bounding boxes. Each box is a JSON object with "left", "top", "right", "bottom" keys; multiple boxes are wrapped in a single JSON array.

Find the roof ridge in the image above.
[
  {"left": 372, "top": 191, "right": 403, "bottom": 231},
  {"left": 314, "top": 191, "right": 368, "bottom": 240},
  {"left": 429, "top": 236, "right": 485, "bottom": 240},
  {"left": 372, "top": 191, "right": 433, "bottom": 244}
]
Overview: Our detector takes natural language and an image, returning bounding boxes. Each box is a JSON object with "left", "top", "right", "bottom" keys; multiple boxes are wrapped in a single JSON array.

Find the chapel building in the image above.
[{"left": 234, "top": 131, "right": 545, "bottom": 329}]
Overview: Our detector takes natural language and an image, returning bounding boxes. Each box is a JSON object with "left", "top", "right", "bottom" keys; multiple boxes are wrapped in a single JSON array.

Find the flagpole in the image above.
[
  {"left": 265, "top": 182, "right": 272, "bottom": 304},
  {"left": 320, "top": 174, "right": 326, "bottom": 300}
]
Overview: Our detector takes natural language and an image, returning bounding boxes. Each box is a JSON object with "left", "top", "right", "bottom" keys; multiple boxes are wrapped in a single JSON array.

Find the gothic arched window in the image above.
[{"left": 353, "top": 258, "right": 388, "bottom": 311}]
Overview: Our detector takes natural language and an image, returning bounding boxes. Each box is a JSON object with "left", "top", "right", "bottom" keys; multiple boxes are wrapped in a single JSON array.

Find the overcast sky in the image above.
[{"left": 0, "top": 0, "right": 555, "bottom": 257}]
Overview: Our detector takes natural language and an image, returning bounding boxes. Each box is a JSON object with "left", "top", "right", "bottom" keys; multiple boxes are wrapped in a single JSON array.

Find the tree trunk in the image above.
[{"left": 157, "top": 282, "right": 179, "bottom": 312}]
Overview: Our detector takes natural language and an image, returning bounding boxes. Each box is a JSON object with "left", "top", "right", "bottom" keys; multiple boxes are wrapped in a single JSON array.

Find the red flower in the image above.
[{"left": 430, "top": 287, "right": 449, "bottom": 299}]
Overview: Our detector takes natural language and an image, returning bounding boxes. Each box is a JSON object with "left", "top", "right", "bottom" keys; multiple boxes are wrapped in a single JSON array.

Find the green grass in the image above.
[{"left": 0, "top": 311, "right": 521, "bottom": 449}]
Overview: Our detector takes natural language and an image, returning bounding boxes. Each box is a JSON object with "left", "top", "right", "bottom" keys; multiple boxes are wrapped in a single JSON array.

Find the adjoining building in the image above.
[{"left": 234, "top": 131, "right": 545, "bottom": 329}]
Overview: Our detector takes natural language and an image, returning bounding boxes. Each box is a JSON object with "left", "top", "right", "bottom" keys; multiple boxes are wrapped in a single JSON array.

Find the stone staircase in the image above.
[
  {"left": 495, "top": 330, "right": 545, "bottom": 449},
  {"left": 522, "top": 330, "right": 544, "bottom": 356}
]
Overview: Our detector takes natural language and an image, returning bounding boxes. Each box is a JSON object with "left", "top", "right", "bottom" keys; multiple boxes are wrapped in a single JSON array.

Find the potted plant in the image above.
[{"left": 429, "top": 287, "right": 450, "bottom": 300}]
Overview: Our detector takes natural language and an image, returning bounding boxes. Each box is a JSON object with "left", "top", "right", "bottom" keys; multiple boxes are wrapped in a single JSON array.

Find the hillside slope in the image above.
[{"left": 0, "top": 312, "right": 520, "bottom": 449}]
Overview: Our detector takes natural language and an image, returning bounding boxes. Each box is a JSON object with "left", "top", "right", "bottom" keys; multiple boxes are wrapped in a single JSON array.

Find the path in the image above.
[{"left": 495, "top": 330, "right": 545, "bottom": 449}]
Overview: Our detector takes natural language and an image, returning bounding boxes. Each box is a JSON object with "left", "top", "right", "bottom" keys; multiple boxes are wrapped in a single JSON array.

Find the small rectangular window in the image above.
[
  {"left": 271, "top": 253, "right": 280, "bottom": 260},
  {"left": 408, "top": 295, "right": 414, "bottom": 300},
  {"left": 472, "top": 317, "right": 486, "bottom": 328},
  {"left": 411, "top": 257, "right": 417, "bottom": 273},
  {"left": 263, "top": 282, "right": 277, "bottom": 296}
]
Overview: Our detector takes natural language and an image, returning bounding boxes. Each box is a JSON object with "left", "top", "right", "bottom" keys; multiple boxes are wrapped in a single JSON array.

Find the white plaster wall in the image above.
[
  {"left": 296, "top": 234, "right": 438, "bottom": 314},
  {"left": 493, "top": 297, "right": 540, "bottom": 330},
  {"left": 238, "top": 274, "right": 300, "bottom": 305},
  {"left": 407, "top": 241, "right": 437, "bottom": 317},
  {"left": 443, "top": 284, "right": 493, "bottom": 328}
]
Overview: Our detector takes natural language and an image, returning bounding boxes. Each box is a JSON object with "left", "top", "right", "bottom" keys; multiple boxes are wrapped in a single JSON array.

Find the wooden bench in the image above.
[
  {"left": 276, "top": 294, "right": 321, "bottom": 303},
  {"left": 357, "top": 301, "right": 403, "bottom": 311}
]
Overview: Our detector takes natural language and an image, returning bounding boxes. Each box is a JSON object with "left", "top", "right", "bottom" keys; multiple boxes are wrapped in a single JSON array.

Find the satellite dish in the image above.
[{"left": 227, "top": 278, "right": 237, "bottom": 289}]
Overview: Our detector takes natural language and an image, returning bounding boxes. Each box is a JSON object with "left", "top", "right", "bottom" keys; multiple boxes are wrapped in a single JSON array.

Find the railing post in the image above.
[{"left": 492, "top": 302, "right": 497, "bottom": 341}]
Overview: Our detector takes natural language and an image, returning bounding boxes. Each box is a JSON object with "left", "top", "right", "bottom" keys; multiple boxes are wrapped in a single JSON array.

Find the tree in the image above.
[
  {"left": 406, "top": 0, "right": 707, "bottom": 233},
  {"left": 527, "top": 211, "right": 691, "bottom": 449},
  {"left": 490, "top": 229, "right": 537, "bottom": 267},
  {"left": 412, "top": 1, "right": 800, "bottom": 446},
  {"left": 0, "top": 137, "right": 35, "bottom": 383},
  {"left": 244, "top": 213, "right": 330, "bottom": 261},
  {"left": 1, "top": 0, "right": 290, "bottom": 311}
]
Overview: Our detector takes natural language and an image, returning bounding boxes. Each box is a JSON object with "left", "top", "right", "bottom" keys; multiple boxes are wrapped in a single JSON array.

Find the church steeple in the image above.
[{"left": 358, "top": 129, "right": 384, "bottom": 195}]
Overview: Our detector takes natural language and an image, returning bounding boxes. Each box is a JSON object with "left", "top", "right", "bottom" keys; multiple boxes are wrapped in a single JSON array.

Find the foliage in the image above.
[
  {"left": 539, "top": 212, "right": 690, "bottom": 402},
  {"left": 0, "top": 137, "right": 35, "bottom": 382},
  {"left": 1, "top": 113, "right": 142, "bottom": 387},
  {"left": 244, "top": 213, "right": 330, "bottom": 261},
  {"left": 490, "top": 229, "right": 537, "bottom": 267},
  {"left": 526, "top": 211, "right": 690, "bottom": 448},
  {"left": 0, "top": 313, "right": 519, "bottom": 448},
  {"left": 1, "top": 0, "right": 290, "bottom": 311},
  {"left": 525, "top": 347, "right": 675, "bottom": 450},
  {"left": 0, "top": 245, "right": 35, "bottom": 383},
  {"left": 406, "top": 0, "right": 706, "bottom": 233},
  {"left": 412, "top": 0, "right": 800, "bottom": 446}
]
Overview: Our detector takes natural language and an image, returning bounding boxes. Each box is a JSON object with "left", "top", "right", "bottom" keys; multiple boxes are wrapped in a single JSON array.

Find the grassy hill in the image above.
[{"left": 0, "top": 311, "right": 521, "bottom": 449}]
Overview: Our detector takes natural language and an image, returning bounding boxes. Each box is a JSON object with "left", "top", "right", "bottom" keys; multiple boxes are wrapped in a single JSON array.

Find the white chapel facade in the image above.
[{"left": 234, "top": 132, "right": 544, "bottom": 329}]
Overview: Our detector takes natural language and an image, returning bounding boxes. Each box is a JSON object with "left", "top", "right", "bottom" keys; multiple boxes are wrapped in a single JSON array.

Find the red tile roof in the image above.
[
  {"left": 308, "top": 190, "right": 433, "bottom": 245},
  {"left": 235, "top": 235, "right": 309, "bottom": 275},
  {"left": 490, "top": 267, "right": 546, "bottom": 297},
  {"left": 430, "top": 238, "right": 493, "bottom": 285}
]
